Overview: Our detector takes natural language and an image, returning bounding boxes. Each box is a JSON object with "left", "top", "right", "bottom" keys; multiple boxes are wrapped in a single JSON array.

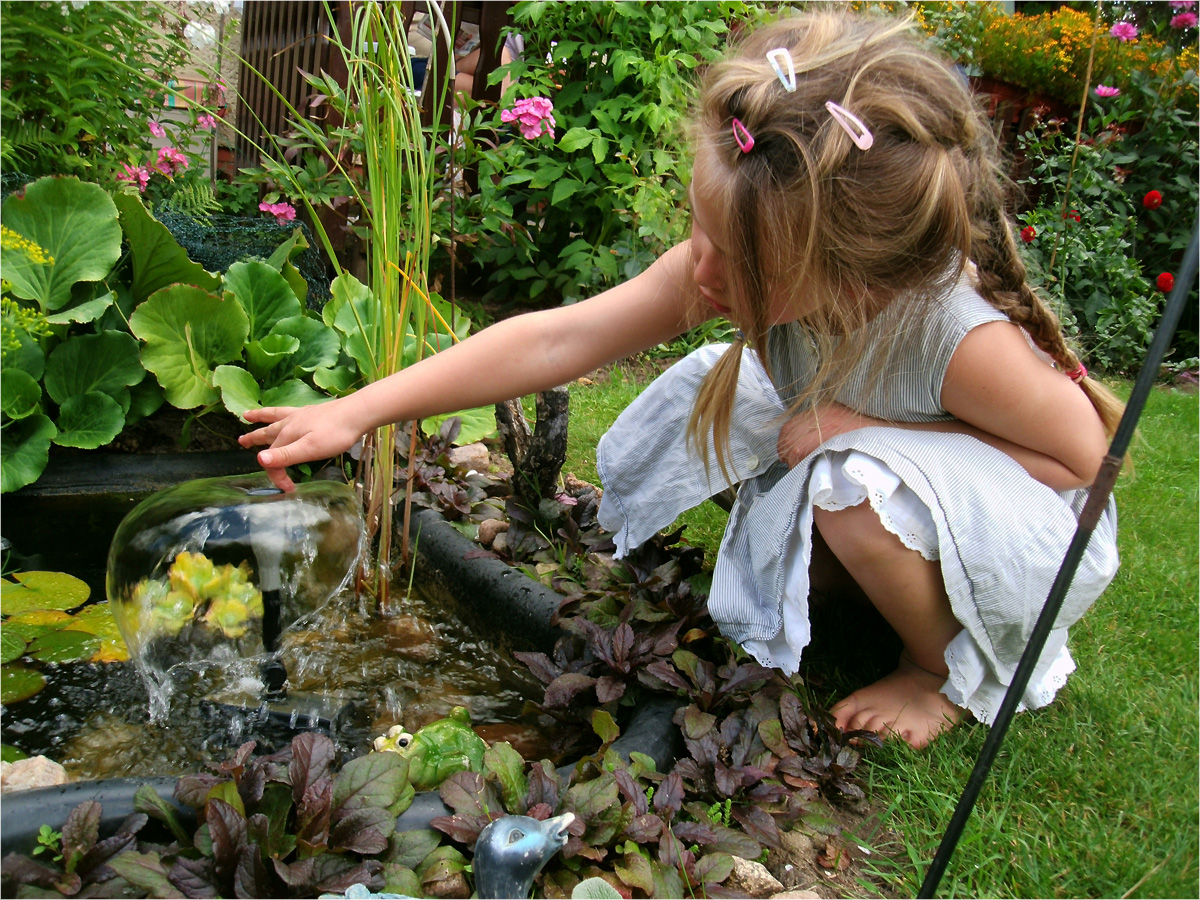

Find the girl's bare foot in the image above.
[{"left": 831, "top": 652, "right": 964, "bottom": 748}]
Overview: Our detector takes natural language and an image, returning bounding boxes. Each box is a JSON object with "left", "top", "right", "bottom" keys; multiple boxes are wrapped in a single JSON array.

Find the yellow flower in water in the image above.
[{"left": 0, "top": 225, "right": 54, "bottom": 265}]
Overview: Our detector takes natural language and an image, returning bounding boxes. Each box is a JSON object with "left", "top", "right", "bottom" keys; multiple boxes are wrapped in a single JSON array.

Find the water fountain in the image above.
[{"left": 105, "top": 473, "right": 365, "bottom": 731}]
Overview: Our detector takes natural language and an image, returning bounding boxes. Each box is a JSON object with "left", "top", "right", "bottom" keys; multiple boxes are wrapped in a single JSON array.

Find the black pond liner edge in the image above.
[{"left": 1, "top": 496, "right": 684, "bottom": 857}]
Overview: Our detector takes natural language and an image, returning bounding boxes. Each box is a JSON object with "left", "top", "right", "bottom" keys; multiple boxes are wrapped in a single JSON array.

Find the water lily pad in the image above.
[
  {"left": 1, "top": 630, "right": 28, "bottom": 664},
  {"left": 1, "top": 572, "right": 90, "bottom": 614},
  {"left": 27, "top": 630, "right": 100, "bottom": 664},
  {"left": 62, "top": 603, "right": 130, "bottom": 663},
  {"left": 1, "top": 743, "right": 29, "bottom": 763},
  {"left": 1, "top": 665, "right": 47, "bottom": 703}
]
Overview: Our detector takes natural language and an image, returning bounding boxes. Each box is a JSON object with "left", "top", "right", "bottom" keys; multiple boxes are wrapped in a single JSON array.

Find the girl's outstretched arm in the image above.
[
  {"left": 240, "top": 243, "right": 703, "bottom": 490},
  {"left": 777, "top": 321, "right": 1109, "bottom": 491}
]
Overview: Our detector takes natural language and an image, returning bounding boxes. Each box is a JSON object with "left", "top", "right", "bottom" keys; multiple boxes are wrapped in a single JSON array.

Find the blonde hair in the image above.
[{"left": 686, "top": 11, "right": 1124, "bottom": 481}]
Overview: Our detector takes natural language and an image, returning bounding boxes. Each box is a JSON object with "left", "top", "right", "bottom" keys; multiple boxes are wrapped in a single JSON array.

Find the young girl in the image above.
[{"left": 241, "top": 11, "right": 1122, "bottom": 748}]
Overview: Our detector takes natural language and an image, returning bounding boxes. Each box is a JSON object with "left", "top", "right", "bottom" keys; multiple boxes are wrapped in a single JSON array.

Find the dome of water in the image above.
[{"left": 106, "top": 474, "right": 364, "bottom": 717}]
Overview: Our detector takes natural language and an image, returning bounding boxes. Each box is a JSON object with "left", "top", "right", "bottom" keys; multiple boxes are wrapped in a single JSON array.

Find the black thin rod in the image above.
[{"left": 918, "top": 215, "right": 1200, "bottom": 899}]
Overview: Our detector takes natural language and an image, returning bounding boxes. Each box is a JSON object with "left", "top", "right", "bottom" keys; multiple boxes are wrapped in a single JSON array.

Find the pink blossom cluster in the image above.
[
  {"left": 116, "top": 163, "right": 152, "bottom": 192},
  {"left": 501, "top": 96, "right": 556, "bottom": 140},
  {"left": 156, "top": 146, "right": 188, "bottom": 176},
  {"left": 1095, "top": 85, "right": 1120, "bottom": 98},
  {"left": 1109, "top": 21, "right": 1138, "bottom": 41},
  {"left": 1171, "top": 11, "right": 1198, "bottom": 28},
  {"left": 259, "top": 201, "right": 297, "bottom": 224}
]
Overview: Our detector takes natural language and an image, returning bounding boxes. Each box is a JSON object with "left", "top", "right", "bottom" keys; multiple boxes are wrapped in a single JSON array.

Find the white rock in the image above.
[
  {"left": 1, "top": 756, "right": 69, "bottom": 792},
  {"left": 477, "top": 518, "right": 509, "bottom": 547},
  {"left": 727, "top": 856, "right": 784, "bottom": 898},
  {"left": 447, "top": 442, "right": 491, "bottom": 472}
]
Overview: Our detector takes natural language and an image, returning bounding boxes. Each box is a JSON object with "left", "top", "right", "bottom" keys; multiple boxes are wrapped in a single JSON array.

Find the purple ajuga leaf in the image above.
[
  {"left": 61, "top": 800, "right": 101, "bottom": 873},
  {"left": 168, "top": 855, "right": 219, "bottom": 898},
  {"left": 175, "top": 774, "right": 228, "bottom": 809},
  {"left": 289, "top": 732, "right": 336, "bottom": 806},
  {"left": 206, "top": 798, "right": 247, "bottom": 882}
]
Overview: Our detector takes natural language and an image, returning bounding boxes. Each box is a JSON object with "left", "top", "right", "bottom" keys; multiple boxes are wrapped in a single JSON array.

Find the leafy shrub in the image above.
[
  {"left": 1015, "top": 58, "right": 1199, "bottom": 373},
  {"left": 0, "top": 1, "right": 189, "bottom": 182},
  {"left": 459, "top": 0, "right": 774, "bottom": 307}
]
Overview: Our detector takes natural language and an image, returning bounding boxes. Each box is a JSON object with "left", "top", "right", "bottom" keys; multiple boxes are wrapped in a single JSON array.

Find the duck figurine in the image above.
[
  {"left": 474, "top": 812, "right": 576, "bottom": 900},
  {"left": 320, "top": 813, "right": 577, "bottom": 900},
  {"left": 372, "top": 706, "right": 487, "bottom": 791}
]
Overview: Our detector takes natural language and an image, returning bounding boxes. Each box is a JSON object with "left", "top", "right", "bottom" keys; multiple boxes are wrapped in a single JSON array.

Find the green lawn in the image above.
[{"left": 561, "top": 363, "right": 1199, "bottom": 899}]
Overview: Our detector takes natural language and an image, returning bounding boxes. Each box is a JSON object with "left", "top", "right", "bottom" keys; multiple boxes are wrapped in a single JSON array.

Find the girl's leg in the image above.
[{"left": 811, "top": 500, "right": 964, "bottom": 748}]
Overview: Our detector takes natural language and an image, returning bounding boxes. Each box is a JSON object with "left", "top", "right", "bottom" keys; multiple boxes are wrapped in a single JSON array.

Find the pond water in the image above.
[{"left": 2, "top": 489, "right": 569, "bottom": 781}]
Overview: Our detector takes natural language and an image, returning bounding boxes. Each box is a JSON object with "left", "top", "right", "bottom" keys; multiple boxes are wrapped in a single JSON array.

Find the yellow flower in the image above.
[{"left": 0, "top": 225, "right": 54, "bottom": 266}]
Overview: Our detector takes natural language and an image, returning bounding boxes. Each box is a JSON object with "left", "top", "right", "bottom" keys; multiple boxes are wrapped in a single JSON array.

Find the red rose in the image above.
[
  {"left": 1157, "top": 272, "right": 1175, "bottom": 292},
  {"left": 1143, "top": 190, "right": 1164, "bottom": 210},
  {"left": 1020, "top": 225, "right": 1037, "bottom": 243}
]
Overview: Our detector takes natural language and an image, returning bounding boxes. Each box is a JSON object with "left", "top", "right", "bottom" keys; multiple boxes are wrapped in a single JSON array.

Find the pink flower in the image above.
[
  {"left": 197, "top": 114, "right": 217, "bottom": 130},
  {"left": 1169, "top": 2, "right": 1196, "bottom": 10},
  {"left": 155, "top": 146, "right": 188, "bottom": 176},
  {"left": 148, "top": 120, "right": 166, "bottom": 138},
  {"left": 501, "top": 96, "right": 556, "bottom": 140},
  {"left": 259, "top": 201, "right": 297, "bottom": 224},
  {"left": 1095, "top": 85, "right": 1120, "bottom": 98},
  {"left": 1110, "top": 21, "right": 1138, "bottom": 41},
  {"left": 1171, "top": 12, "right": 1198, "bottom": 28},
  {"left": 116, "top": 163, "right": 151, "bottom": 193}
]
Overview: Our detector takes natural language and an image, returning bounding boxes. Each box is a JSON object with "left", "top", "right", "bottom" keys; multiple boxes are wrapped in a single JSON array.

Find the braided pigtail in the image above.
[{"left": 973, "top": 204, "right": 1125, "bottom": 438}]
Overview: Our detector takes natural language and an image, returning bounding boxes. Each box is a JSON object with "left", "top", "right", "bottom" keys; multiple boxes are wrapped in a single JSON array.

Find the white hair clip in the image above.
[
  {"left": 767, "top": 47, "right": 796, "bottom": 92},
  {"left": 825, "top": 100, "right": 874, "bottom": 151}
]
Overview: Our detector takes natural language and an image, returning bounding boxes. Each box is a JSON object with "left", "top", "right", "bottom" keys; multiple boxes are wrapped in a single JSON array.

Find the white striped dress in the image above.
[{"left": 596, "top": 275, "right": 1119, "bottom": 724}]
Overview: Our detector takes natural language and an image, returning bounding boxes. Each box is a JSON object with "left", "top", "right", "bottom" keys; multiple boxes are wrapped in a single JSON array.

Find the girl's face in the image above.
[
  {"left": 688, "top": 171, "right": 732, "bottom": 318},
  {"left": 690, "top": 151, "right": 806, "bottom": 327}
]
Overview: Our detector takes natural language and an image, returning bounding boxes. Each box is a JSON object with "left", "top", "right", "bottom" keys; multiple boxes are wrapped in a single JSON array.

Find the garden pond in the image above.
[{"left": 1, "top": 476, "right": 575, "bottom": 782}]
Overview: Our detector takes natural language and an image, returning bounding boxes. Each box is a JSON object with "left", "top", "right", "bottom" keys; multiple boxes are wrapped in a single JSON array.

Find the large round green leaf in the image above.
[
  {"left": 423, "top": 406, "right": 498, "bottom": 445},
  {"left": 212, "top": 365, "right": 261, "bottom": 421},
  {"left": 1, "top": 571, "right": 91, "bottom": 614},
  {"left": 261, "top": 380, "right": 329, "bottom": 409},
  {"left": 0, "top": 666, "right": 47, "bottom": 704},
  {"left": 1, "top": 369, "right": 42, "bottom": 420},
  {"left": 0, "top": 177, "right": 122, "bottom": 311},
  {"left": 246, "top": 333, "right": 301, "bottom": 381},
  {"left": 43, "top": 331, "right": 144, "bottom": 404},
  {"left": 112, "top": 192, "right": 221, "bottom": 303},
  {"left": 4, "top": 330, "right": 46, "bottom": 381},
  {"left": 27, "top": 630, "right": 99, "bottom": 664},
  {"left": 223, "top": 260, "right": 303, "bottom": 342},
  {"left": 270, "top": 316, "right": 341, "bottom": 373},
  {"left": 0, "top": 631, "right": 27, "bottom": 665},
  {"left": 53, "top": 391, "right": 126, "bottom": 449},
  {"left": 0, "top": 413, "right": 56, "bottom": 493},
  {"left": 131, "top": 284, "right": 249, "bottom": 409}
]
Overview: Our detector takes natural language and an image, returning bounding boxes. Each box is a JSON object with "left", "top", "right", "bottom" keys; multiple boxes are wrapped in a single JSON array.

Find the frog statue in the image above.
[{"left": 372, "top": 706, "right": 487, "bottom": 791}]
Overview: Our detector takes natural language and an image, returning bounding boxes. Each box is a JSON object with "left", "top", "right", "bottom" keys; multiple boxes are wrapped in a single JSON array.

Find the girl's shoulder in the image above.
[{"left": 924, "top": 271, "right": 1009, "bottom": 337}]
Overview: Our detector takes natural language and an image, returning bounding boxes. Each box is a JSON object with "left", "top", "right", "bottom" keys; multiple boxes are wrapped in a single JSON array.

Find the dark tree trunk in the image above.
[{"left": 494, "top": 387, "right": 569, "bottom": 508}]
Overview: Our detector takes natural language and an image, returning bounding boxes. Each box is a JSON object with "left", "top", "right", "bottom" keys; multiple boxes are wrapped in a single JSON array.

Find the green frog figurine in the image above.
[{"left": 372, "top": 706, "right": 487, "bottom": 791}]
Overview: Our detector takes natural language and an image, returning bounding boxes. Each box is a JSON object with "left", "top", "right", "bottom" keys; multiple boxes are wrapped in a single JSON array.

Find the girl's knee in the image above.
[{"left": 813, "top": 501, "right": 897, "bottom": 564}]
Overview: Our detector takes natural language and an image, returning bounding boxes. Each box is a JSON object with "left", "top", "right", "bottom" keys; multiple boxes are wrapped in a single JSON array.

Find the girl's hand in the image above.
[
  {"left": 239, "top": 398, "right": 367, "bottom": 491},
  {"left": 777, "top": 402, "right": 885, "bottom": 467}
]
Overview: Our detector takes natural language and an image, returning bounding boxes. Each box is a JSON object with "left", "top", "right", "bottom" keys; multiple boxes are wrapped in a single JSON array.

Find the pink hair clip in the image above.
[
  {"left": 825, "top": 100, "right": 873, "bottom": 151},
  {"left": 731, "top": 117, "right": 755, "bottom": 153},
  {"left": 1065, "top": 362, "right": 1088, "bottom": 383}
]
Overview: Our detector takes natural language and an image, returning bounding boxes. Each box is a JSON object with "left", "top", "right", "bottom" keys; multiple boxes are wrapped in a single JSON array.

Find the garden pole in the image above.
[{"left": 918, "top": 216, "right": 1200, "bottom": 899}]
